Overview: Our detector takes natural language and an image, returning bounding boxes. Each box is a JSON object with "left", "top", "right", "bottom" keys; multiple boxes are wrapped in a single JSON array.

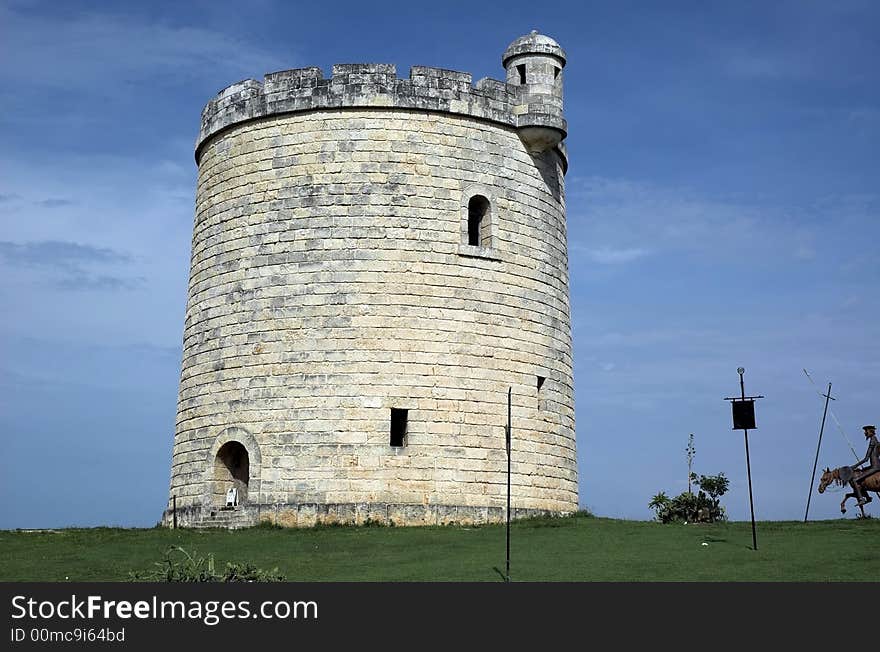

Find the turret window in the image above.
[{"left": 517, "top": 64, "right": 526, "bottom": 85}]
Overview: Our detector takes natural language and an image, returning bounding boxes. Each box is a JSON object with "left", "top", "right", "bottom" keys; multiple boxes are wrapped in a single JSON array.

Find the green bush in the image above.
[
  {"left": 649, "top": 473, "right": 729, "bottom": 524},
  {"left": 131, "top": 546, "right": 285, "bottom": 582}
]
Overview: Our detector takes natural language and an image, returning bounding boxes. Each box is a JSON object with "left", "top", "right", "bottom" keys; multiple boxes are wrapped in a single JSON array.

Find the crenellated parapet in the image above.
[{"left": 196, "top": 60, "right": 567, "bottom": 166}]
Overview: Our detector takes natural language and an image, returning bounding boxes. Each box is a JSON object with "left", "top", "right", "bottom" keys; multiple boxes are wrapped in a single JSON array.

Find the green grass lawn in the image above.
[{"left": 2, "top": 514, "right": 877, "bottom": 581}]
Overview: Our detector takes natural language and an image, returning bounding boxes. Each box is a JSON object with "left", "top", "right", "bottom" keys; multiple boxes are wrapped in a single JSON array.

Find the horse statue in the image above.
[{"left": 818, "top": 466, "right": 880, "bottom": 517}]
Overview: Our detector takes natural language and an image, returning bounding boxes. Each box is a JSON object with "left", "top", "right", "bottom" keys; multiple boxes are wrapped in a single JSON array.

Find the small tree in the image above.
[
  {"left": 649, "top": 492, "right": 672, "bottom": 515},
  {"left": 696, "top": 473, "right": 729, "bottom": 520}
]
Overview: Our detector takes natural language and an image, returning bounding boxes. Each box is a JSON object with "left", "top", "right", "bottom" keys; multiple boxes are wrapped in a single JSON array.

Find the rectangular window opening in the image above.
[
  {"left": 553, "top": 66, "right": 560, "bottom": 80},
  {"left": 517, "top": 64, "right": 526, "bottom": 85},
  {"left": 390, "top": 408, "right": 408, "bottom": 447},
  {"left": 537, "top": 375, "right": 546, "bottom": 391}
]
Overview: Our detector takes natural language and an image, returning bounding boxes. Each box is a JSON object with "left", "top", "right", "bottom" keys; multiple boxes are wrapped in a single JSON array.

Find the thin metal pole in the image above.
[
  {"left": 172, "top": 495, "right": 177, "bottom": 529},
  {"left": 804, "top": 383, "right": 832, "bottom": 523},
  {"left": 743, "top": 430, "right": 757, "bottom": 550},
  {"left": 506, "top": 386, "right": 511, "bottom": 583},
  {"left": 740, "top": 371, "right": 757, "bottom": 551}
]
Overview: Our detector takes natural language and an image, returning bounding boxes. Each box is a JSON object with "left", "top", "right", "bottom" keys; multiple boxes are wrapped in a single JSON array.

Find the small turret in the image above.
[{"left": 502, "top": 30, "right": 567, "bottom": 153}]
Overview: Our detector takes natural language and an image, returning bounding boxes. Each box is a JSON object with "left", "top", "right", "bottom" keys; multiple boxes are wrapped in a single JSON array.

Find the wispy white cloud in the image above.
[
  {"left": 53, "top": 274, "right": 145, "bottom": 292},
  {"left": 0, "top": 240, "right": 142, "bottom": 292},
  {"left": 725, "top": 51, "right": 815, "bottom": 81},
  {"left": 574, "top": 245, "right": 650, "bottom": 265},
  {"left": 840, "top": 295, "right": 861, "bottom": 309},
  {"left": 718, "top": 3, "right": 878, "bottom": 85},
  {"left": 0, "top": 6, "right": 286, "bottom": 92},
  {"left": 33, "top": 198, "right": 75, "bottom": 208},
  {"left": 794, "top": 244, "right": 816, "bottom": 260},
  {"left": 0, "top": 150, "right": 193, "bottom": 344},
  {"left": 0, "top": 240, "right": 129, "bottom": 266},
  {"left": 565, "top": 175, "right": 879, "bottom": 269}
]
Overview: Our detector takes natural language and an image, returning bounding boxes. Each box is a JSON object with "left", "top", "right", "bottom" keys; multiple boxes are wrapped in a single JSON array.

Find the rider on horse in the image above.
[{"left": 851, "top": 425, "right": 880, "bottom": 507}]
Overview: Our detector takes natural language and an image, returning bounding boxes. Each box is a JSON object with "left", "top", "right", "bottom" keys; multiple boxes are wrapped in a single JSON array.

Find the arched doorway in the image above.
[{"left": 213, "top": 441, "right": 249, "bottom": 507}]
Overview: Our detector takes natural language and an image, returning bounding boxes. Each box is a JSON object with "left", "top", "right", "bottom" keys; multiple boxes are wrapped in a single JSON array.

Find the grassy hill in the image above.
[{"left": 3, "top": 514, "right": 877, "bottom": 582}]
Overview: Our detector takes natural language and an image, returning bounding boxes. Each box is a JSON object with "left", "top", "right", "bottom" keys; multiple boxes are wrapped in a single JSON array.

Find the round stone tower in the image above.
[{"left": 165, "top": 32, "right": 577, "bottom": 528}]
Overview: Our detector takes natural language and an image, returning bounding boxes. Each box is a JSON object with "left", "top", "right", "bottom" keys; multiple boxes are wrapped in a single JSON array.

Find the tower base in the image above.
[{"left": 161, "top": 502, "right": 572, "bottom": 529}]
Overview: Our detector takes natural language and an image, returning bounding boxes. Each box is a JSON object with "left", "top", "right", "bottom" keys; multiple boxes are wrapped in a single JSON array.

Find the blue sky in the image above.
[{"left": 1, "top": 0, "right": 878, "bottom": 527}]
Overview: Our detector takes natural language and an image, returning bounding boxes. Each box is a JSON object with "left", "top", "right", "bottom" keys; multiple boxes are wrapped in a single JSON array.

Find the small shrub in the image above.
[
  {"left": 221, "top": 561, "right": 286, "bottom": 582},
  {"left": 131, "top": 546, "right": 285, "bottom": 582},
  {"left": 360, "top": 517, "right": 387, "bottom": 527},
  {"left": 516, "top": 513, "right": 566, "bottom": 528},
  {"left": 514, "top": 511, "right": 587, "bottom": 528},
  {"left": 310, "top": 520, "right": 348, "bottom": 530},
  {"left": 648, "top": 473, "right": 729, "bottom": 524}
]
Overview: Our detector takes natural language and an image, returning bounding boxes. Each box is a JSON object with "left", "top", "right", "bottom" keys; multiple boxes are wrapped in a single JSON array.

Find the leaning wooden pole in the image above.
[{"left": 804, "top": 383, "right": 833, "bottom": 522}]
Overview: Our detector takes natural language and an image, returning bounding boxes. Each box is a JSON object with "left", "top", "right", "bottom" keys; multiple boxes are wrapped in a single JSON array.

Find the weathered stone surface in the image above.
[{"left": 164, "top": 33, "right": 577, "bottom": 528}]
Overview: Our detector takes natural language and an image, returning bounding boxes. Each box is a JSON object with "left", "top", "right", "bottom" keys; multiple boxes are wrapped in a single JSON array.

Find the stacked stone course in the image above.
[{"left": 165, "top": 32, "right": 577, "bottom": 528}]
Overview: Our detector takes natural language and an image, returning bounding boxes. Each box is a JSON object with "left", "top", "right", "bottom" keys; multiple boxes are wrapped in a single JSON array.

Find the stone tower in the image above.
[{"left": 164, "top": 31, "right": 576, "bottom": 528}]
